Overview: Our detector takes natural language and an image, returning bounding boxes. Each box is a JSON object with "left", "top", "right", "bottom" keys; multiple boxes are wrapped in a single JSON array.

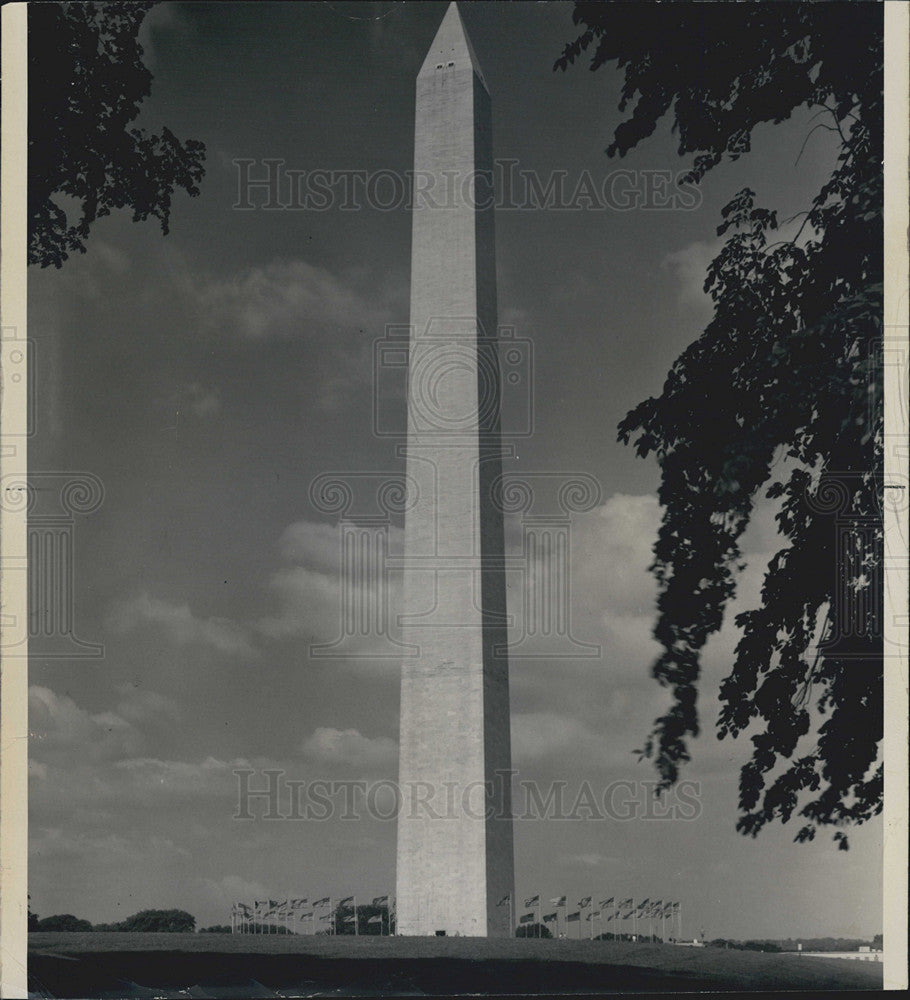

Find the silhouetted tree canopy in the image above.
[
  {"left": 95, "top": 908, "right": 196, "bottom": 932},
  {"left": 28, "top": 1, "right": 205, "bottom": 268},
  {"left": 557, "top": 2, "right": 883, "bottom": 848},
  {"left": 36, "top": 913, "right": 93, "bottom": 932}
]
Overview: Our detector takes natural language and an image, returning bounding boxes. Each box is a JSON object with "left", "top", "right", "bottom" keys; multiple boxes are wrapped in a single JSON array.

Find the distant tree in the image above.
[
  {"left": 28, "top": 894, "right": 39, "bottom": 932},
  {"left": 556, "top": 1, "right": 882, "bottom": 849},
  {"left": 97, "top": 909, "right": 196, "bottom": 932},
  {"left": 199, "top": 924, "right": 233, "bottom": 934},
  {"left": 516, "top": 922, "right": 552, "bottom": 939},
  {"left": 36, "top": 913, "right": 93, "bottom": 932},
  {"left": 28, "top": 1, "right": 205, "bottom": 268},
  {"left": 872, "top": 932, "right": 883, "bottom": 948}
]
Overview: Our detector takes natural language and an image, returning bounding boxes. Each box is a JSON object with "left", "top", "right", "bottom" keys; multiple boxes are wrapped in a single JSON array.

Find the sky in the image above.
[{"left": 27, "top": 1, "right": 882, "bottom": 939}]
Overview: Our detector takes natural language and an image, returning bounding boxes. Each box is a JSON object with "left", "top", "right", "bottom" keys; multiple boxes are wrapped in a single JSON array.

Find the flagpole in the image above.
[
  {"left": 537, "top": 896, "right": 541, "bottom": 939},
  {"left": 354, "top": 895, "right": 359, "bottom": 937},
  {"left": 508, "top": 895, "right": 513, "bottom": 938}
]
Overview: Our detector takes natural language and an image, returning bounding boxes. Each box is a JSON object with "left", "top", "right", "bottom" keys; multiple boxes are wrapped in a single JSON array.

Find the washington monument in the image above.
[{"left": 395, "top": 3, "right": 515, "bottom": 937}]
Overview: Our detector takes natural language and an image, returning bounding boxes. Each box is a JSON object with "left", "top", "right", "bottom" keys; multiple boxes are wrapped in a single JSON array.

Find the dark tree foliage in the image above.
[
  {"left": 35, "top": 913, "right": 93, "bottom": 932},
  {"left": 557, "top": 3, "right": 883, "bottom": 848},
  {"left": 95, "top": 908, "right": 196, "bottom": 932},
  {"left": 28, "top": 1, "right": 205, "bottom": 268},
  {"left": 27, "top": 894, "right": 39, "bottom": 932}
]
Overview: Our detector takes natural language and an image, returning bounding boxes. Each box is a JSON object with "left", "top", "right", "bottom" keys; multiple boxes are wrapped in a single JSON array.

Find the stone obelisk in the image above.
[{"left": 395, "top": 3, "right": 514, "bottom": 938}]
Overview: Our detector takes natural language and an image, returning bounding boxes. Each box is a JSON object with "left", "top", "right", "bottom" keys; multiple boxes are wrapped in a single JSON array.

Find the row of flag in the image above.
[
  {"left": 502, "top": 895, "right": 681, "bottom": 932},
  {"left": 231, "top": 896, "right": 393, "bottom": 932}
]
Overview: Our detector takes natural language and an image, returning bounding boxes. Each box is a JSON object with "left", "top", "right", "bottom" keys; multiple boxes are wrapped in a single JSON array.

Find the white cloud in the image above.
[
  {"left": 257, "top": 521, "right": 405, "bottom": 673},
  {"left": 300, "top": 727, "right": 397, "bottom": 768},
  {"left": 178, "top": 256, "right": 406, "bottom": 412},
  {"left": 29, "top": 686, "right": 143, "bottom": 764},
  {"left": 193, "top": 259, "right": 391, "bottom": 343},
  {"left": 137, "top": 2, "right": 189, "bottom": 69},
  {"left": 111, "top": 684, "right": 181, "bottom": 725},
  {"left": 30, "top": 826, "right": 191, "bottom": 863},
  {"left": 157, "top": 381, "right": 221, "bottom": 419},
  {"left": 559, "top": 852, "right": 621, "bottom": 868},
  {"left": 277, "top": 520, "right": 348, "bottom": 572},
  {"left": 113, "top": 755, "right": 244, "bottom": 796},
  {"left": 662, "top": 239, "right": 723, "bottom": 311},
  {"left": 106, "top": 593, "right": 256, "bottom": 657},
  {"left": 511, "top": 711, "right": 605, "bottom": 765},
  {"left": 570, "top": 494, "right": 660, "bottom": 619}
]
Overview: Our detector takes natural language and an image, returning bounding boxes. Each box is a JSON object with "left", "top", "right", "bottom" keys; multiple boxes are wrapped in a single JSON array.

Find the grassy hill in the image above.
[{"left": 28, "top": 932, "right": 882, "bottom": 996}]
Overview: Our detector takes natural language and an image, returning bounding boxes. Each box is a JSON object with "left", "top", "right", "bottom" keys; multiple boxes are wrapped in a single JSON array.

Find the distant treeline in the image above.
[
  {"left": 709, "top": 935, "right": 882, "bottom": 953},
  {"left": 30, "top": 909, "right": 195, "bottom": 933}
]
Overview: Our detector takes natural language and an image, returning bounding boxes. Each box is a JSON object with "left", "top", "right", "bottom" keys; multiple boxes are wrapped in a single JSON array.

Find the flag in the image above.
[
  {"left": 372, "top": 896, "right": 389, "bottom": 907},
  {"left": 368, "top": 915, "right": 383, "bottom": 924},
  {"left": 319, "top": 913, "right": 332, "bottom": 922},
  {"left": 542, "top": 912, "right": 558, "bottom": 923},
  {"left": 619, "top": 898, "right": 633, "bottom": 908},
  {"left": 313, "top": 897, "right": 330, "bottom": 907},
  {"left": 338, "top": 896, "right": 355, "bottom": 906},
  {"left": 269, "top": 900, "right": 278, "bottom": 908},
  {"left": 291, "top": 898, "right": 307, "bottom": 909},
  {"left": 600, "top": 897, "right": 614, "bottom": 908},
  {"left": 299, "top": 912, "right": 313, "bottom": 920},
  {"left": 605, "top": 912, "right": 615, "bottom": 922},
  {"left": 623, "top": 909, "right": 635, "bottom": 919},
  {"left": 343, "top": 914, "right": 356, "bottom": 923},
  {"left": 567, "top": 911, "right": 581, "bottom": 923},
  {"left": 550, "top": 896, "right": 566, "bottom": 906},
  {"left": 524, "top": 895, "right": 539, "bottom": 908},
  {"left": 497, "top": 895, "right": 510, "bottom": 907},
  {"left": 636, "top": 898, "right": 650, "bottom": 911},
  {"left": 519, "top": 912, "right": 534, "bottom": 924},
  {"left": 578, "top": 896, "right": 592, "bottom": 908}
]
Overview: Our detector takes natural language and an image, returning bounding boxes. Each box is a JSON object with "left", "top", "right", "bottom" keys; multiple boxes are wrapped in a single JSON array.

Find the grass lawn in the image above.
[{"left": 28, "top": 932, "right": 882, "bottom": 996}]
